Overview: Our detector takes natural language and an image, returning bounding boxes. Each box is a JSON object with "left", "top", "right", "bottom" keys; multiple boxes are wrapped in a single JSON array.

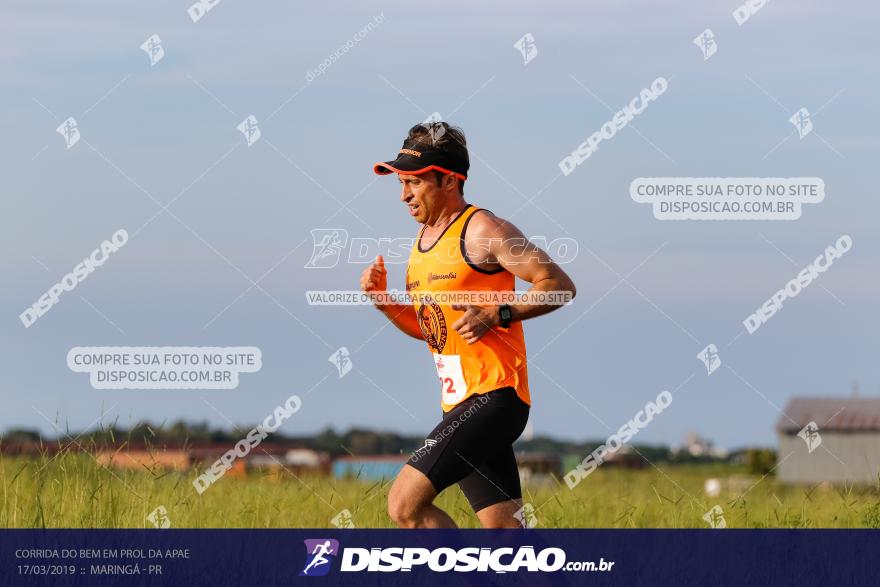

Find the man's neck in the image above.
[{"left": 425, "top": 199, "right": 468, "bottom": 229}]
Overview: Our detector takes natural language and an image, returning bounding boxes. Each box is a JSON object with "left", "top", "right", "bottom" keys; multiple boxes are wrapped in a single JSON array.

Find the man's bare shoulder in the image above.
[{"left": 465, "top": 208, "right": 524, "bottom": 242}]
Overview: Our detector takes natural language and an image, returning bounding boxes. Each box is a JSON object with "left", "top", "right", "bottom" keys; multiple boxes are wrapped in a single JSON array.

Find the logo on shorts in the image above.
[
  {"left": 300, "top": 539, "right": 339, "bottom": 577},
  {"left": 418, "top": 295, "right": 447, "bottom": 353},
  {"left": 416, "top": 438, "right": 437, "bottom": 457}
]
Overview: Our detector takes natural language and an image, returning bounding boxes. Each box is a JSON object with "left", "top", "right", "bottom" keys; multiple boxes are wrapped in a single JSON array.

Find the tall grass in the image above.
[{"left": 2, "top": 452, "right": 878, "bottom": 528}]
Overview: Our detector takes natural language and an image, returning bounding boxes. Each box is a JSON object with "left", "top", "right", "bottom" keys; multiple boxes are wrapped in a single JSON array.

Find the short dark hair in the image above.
[{"left": 404, "top": 121, "right": 468, "bottom": 195}]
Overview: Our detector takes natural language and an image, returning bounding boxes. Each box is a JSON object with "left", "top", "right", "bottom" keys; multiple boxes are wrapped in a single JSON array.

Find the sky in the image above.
[{"left": 1, "top": 0, "right": 878, "bottom": 450}]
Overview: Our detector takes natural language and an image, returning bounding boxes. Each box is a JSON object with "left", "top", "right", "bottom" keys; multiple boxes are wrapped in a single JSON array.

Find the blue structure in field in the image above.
[{"left": 332, "top": 456, "right": 407, "bottom": 481}]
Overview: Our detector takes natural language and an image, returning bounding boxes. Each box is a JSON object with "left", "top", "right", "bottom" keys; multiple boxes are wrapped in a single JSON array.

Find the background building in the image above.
[{"left": 777, "top": 396, "right": 880, "bottom": 485}]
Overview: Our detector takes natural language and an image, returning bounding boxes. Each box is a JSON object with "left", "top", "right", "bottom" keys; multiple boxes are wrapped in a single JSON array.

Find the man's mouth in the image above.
[{"left": 407, "top": 202, "right": 419, "bottom": 216}]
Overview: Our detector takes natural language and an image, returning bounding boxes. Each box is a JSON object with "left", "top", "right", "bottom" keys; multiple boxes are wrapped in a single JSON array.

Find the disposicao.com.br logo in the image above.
[
  {"left": 300, "top": 539, "right": 340, "bottom": 577},
  {"left": 300, "top": 540, "right": 613, "bottom": 574}
]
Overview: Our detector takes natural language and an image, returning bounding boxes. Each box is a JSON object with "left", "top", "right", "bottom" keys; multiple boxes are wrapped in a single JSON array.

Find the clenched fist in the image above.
[
  {"left": 451, "top": 303, "right": 500, "bottom": 345},
  {"left": 360, "top": 255, "right": 387, "bottom": 297}
]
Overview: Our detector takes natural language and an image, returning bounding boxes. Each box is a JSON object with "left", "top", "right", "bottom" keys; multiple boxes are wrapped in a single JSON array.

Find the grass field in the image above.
[{"left": 3, "top": 452, "right": 880, "bottom": 529}]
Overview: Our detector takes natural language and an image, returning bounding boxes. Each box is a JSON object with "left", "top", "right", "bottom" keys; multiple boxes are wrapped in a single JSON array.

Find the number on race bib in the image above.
[
  {"left": 440, "top": 377, "right": 456, "bottom": 396},
  {"left": 433, "top": 353, "right": 467, "bottom": 404}
]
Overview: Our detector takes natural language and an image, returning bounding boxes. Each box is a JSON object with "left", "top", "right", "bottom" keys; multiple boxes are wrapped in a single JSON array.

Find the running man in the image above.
[
  {"left": 302, "top": 540, "right": 334, "bottom": 575},
  {"left": 361, "top": 121, "right": 576, "bottom": 528}
]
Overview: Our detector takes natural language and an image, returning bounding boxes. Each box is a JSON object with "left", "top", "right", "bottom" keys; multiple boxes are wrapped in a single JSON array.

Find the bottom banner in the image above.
[{"left": 2, "top": 529, "right": 876, "bottom": 586}]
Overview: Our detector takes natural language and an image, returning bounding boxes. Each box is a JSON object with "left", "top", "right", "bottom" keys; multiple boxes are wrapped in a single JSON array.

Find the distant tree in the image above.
[
  {"left": 746, "top": 448, "right": 777, "bottom": 475},
  {"left": 306, "top": 427, "right": 340, "bottom": 454},
  {"left": 1, "top": 428, "right": 41, "bottom": 443}
]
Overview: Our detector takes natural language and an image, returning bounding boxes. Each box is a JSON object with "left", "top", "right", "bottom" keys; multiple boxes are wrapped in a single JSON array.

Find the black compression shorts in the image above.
[{"left": 406, "top": 387, "right": 530, "bottom": 513}]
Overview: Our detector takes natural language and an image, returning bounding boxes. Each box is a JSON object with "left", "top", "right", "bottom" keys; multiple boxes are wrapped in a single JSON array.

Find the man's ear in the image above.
[{"left": 442, "top": 173, "right": 456, "bottom": 192}]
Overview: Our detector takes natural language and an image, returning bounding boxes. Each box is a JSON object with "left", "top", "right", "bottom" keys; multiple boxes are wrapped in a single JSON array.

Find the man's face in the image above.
[{"left": 398, "top": 173, "right": 445, "bottom": 223}]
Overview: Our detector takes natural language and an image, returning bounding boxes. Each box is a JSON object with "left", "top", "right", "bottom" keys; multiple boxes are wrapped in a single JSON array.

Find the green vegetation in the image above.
[{"left": 2, "top": 452, "right": 877, "bottom": 529}]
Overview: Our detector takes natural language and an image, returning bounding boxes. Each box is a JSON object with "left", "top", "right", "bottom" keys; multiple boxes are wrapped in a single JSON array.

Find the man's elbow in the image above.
[{"left": 557, "top": 272, "right": 576, "bottom": 300}]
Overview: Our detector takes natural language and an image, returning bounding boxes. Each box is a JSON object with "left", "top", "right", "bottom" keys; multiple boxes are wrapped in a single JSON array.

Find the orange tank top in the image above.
[{"left": 406, "top": 204, "right": 530, "bottom": 412}]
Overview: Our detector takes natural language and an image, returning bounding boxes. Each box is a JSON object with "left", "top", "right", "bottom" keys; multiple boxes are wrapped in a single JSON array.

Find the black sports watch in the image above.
[{"left": 498, "top": 304, "right": 513, "bottom": 328}]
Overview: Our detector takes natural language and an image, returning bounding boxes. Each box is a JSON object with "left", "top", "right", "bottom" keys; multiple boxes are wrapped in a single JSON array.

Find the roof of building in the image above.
[{"left": 777, "top": 397, "right": 880, "bottom": 433}]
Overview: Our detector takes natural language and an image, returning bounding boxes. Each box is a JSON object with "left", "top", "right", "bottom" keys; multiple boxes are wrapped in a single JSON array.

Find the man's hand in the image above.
[
  {"left": 360, "top": 255, "right": 387, "bottom": 298},
  {"left": 360, "top": 255, "right": 424, "bottom": 340},
  {"left": 451, "top": 304, "right": 500, "bottom": 345}
]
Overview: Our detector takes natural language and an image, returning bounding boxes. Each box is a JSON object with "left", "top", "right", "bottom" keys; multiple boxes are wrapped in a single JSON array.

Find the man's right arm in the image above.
[{"left": 360, "top": 255, "right": 424, "bottom": 340}]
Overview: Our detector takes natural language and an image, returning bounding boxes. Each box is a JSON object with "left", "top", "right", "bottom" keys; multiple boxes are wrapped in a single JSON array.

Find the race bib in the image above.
[{"left": 433, "top": 353, "right": 467, "bottom": 404}]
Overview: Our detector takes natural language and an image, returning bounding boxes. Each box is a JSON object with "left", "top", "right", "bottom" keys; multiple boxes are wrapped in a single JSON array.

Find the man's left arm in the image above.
[{"left": 451, "top": 212, "right": 576, "bottom": 344}]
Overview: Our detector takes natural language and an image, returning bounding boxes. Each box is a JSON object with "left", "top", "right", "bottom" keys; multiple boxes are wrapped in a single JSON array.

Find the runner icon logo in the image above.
[
  {"left": 305, "top": 229, "right": 349, "bottom": 269},
  {"left": 703, "top": 505, "right": 727, "bottom": 529},
  {"left": 140, "top": 34, "right": 165, "bottom": 66},
  {"left": 300, "top": 539, "right": 340, "bottom": 577},
  {"left": 789, "top": 107, "right": 813, "bottom": 139},
  {"left": 798, "top": 421, "right": 822, "bottom": 453},
  {"left": 421, "top": 112, "right": 446, "bottom": 145},
  {"left": 693, "top": 29, "right": 717, "bottom": 61},
  {"left": 330, "top": 509, "right": 356, "bottom": 529},
  {"left": 513, "top": 33, "right": 538, "bottom": 65},
  {"left": 237, "top": 115, "right": 261, "bottom": 147},
  {"left": 696, "top": 344, "right": 721, "bottom": 375},
  {"left": 56, "top": 117, "right": 80, "bottom": 149},
  {"left": 328, "top": 347, "right": 353, "bottom": 378}
]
